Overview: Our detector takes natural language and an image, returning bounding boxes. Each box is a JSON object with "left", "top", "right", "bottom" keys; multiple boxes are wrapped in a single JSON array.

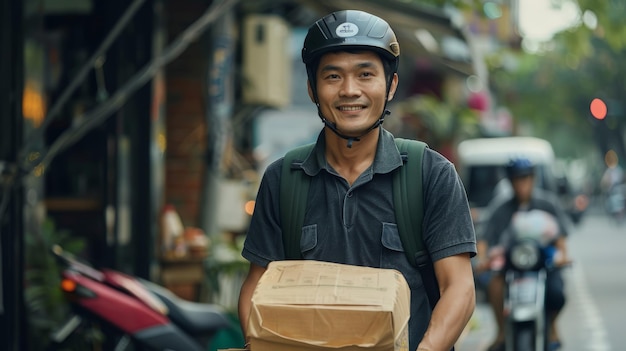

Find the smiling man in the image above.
[{"left": 238, "top": 10, "right": 477, "bottom": 351}]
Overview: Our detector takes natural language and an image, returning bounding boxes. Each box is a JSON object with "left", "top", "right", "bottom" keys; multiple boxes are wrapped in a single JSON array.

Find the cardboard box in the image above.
[{"left": 247, "top": 260, "right": 410, "bottom": 351}]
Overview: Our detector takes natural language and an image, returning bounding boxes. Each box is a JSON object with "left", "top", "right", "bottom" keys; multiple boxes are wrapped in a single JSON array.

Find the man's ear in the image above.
[
  {"left": 307, "top": 80, "right": 316, "bottom": 103},
  {"left": 387, "top": 73, "right": 399, "bottom": 101}
]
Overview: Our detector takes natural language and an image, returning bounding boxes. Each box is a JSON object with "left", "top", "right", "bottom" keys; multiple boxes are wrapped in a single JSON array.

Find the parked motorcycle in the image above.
[
  {"left": 489, "top": 209, "right": 566, "bottom": 351},
  {"left": 49, "top": 245, "right": 233, "bottom": 351}
]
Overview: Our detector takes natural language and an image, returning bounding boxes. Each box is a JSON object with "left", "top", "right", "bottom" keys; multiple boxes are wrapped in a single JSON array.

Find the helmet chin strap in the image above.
[{"left": 317, "top": 107, "right": 390, "bottom": 148}]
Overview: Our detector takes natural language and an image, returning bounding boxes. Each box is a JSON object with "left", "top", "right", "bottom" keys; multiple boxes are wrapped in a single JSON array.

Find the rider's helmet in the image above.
[
  {"left": 301, "top": 10, "right": 400, "bottom": 100},
  {"left": 505, "top": 157, "right": 535, "bottom": 179}
]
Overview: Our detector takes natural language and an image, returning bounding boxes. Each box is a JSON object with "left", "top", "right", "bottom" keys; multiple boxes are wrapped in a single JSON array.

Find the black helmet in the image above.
[
  {"left": 301, "top": 10, "right": 400, "bottom": 72},
  {"left": 505, "top": 157, "right": 535, "bottom": 179}
]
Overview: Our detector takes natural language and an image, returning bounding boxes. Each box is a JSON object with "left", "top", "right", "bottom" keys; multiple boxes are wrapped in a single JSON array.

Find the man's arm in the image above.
[
  {"left": 473, "top": 239, "right": 490, "bottom": 273},
  {"left": 553, "top": 236, "right": 572, "bottom": 266},
  {"left": 238, "top": 263, "right": 267, "bottom": 342},
  {"left": 417, "top": 253, "right": 476, "bottom": 351}
]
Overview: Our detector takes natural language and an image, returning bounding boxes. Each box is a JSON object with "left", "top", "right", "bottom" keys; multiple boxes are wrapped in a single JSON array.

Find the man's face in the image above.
[
  {"left": 308, "top": 51, "right": 398, "bottom": 138},
  {"left": 511, "top": 174, "right": 534, "bottom": 203}
]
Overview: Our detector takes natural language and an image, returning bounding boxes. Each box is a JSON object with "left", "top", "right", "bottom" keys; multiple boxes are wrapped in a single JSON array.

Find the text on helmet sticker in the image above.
[{"left": 335, "top": 22, "right": 359, "bottom": 38}]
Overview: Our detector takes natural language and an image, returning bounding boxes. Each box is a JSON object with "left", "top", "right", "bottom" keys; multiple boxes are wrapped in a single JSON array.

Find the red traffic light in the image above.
[{"left": 590, "top": 98, "right": 607, "bottom": 120}]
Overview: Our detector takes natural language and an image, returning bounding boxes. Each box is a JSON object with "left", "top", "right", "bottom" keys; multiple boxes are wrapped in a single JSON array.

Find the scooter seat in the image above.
[{"left": 140, "top": 278, "right": 232, "bottom": 335}]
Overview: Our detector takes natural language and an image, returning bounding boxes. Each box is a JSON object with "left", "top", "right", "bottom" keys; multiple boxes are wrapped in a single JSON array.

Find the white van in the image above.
[{"left": 456, "top": 136, "right": 560, "bottom": 237}]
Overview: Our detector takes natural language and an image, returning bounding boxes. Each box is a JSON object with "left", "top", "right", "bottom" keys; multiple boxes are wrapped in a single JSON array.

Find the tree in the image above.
[{"left": 487, "top": 0, "right": 626, "bottom": 164}]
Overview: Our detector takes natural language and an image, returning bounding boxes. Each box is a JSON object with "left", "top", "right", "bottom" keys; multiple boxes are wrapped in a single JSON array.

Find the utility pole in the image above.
[{"left": 199, "top": 8, "right": 236, "bottom": 238}]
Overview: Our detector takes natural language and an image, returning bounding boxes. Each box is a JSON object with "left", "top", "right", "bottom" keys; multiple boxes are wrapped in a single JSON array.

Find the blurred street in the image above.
[{"left": 457, "top": 203, "right": 626, "bottom": 351}]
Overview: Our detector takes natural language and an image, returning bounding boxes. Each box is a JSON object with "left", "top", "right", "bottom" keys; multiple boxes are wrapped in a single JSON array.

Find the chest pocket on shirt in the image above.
[
  {"left": 381, "top": 222, "right": 422, "bottom": 289},
  {"left": 300, "top": 224, "right": 318, "bottom": 255}
]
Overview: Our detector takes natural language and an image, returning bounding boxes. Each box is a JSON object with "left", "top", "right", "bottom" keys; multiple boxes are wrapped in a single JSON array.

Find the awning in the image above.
[{"left": 295, "top": 0, "right": 475, "bottom": 76}]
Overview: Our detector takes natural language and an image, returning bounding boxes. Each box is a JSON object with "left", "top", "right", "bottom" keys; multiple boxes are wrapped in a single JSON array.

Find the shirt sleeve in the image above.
[
  {"left": 421, "top": 149, "right": 477, "bottom": 261},
  {"left": 241, "top": 158, "right": 286, "bottom": 267},
  {"left": 481, "top": 199, "right": 513, "bottom": 247}
]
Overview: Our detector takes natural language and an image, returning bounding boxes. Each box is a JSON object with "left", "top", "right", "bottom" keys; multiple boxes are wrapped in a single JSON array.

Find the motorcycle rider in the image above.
[
  {"left": 475, "top": 157, "right": 572, "bottom": 351},
  {"left": 600, "top": 150, "right": 625, "bottom": 222}
]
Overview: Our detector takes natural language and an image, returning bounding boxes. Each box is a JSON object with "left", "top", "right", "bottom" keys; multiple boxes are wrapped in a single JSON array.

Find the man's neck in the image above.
[{"left": 324, "top": 127, "right": 379, "bottom": 185}]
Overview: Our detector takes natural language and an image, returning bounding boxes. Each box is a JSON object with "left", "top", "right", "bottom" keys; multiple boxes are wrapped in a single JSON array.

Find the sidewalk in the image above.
[{"left": 455, "top": 301, "right": 496, "bottom": 351}]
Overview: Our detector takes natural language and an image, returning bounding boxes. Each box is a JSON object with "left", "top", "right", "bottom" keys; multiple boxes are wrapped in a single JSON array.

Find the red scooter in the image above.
[{"left": 49, "top": 245, "right": 232, "bottom": 351}]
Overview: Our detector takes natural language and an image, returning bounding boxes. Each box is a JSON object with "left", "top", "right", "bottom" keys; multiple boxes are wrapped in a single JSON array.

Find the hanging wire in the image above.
[
  {"left": 23, "top": 0, "right": 239, "bottom": 174},
  {"left": 1, "top": 0, "right": 240, "bottom": 233},
  {"left": 18, "top": 0, "right": 147, "bottom": 162}
]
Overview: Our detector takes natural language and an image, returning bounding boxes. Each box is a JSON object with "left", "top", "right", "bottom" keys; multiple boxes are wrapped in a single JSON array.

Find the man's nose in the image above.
[{"left": 339, "top": 77, "right": 361, "bottom": 97}]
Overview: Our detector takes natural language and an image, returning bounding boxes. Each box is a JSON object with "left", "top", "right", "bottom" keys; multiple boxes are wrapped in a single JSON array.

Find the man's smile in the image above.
[{"left": 337, "top": 105, "right": 366, "bottom": 112}]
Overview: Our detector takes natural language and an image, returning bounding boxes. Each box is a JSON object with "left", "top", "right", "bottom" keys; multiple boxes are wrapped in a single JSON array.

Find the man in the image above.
[
  {"left": 600, "top": 150, "right": 625, "bottom": 221},
  {"left": 238, "top": 10, "right": 476, "bottom": 351},
  {"left": 476, "top": 157, "right": 571, "bottom": 351}
]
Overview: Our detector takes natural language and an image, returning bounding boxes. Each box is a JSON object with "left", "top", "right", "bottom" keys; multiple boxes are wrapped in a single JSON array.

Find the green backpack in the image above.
[{"left": 279, "top": 138, "right": 441, "bottom": 310}]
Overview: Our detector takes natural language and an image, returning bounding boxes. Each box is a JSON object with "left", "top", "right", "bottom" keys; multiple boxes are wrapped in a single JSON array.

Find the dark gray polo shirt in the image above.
[{"left": 242, "top": 128, "right": 476, "bottom": 350}]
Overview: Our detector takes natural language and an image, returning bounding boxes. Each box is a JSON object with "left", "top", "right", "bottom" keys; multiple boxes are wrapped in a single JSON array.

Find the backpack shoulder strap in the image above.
[
  {"left": 393, "top": 138, "right": 427, "bottom": 266},
  {"left": 280, "top": 143, "right": 315, "bottom": 260},
  {"left": 393, "top": 138, "right": 442, "bottom": 311}
]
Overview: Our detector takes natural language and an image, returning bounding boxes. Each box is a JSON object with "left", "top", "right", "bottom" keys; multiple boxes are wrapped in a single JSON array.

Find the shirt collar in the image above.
[{"left": 299, "top": 128, "right": 403, "bottom": 176}]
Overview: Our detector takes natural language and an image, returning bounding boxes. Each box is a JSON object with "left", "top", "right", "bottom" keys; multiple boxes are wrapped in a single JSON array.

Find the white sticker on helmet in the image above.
[{"left": 335, "top": 22, "right": 359, "bottom": 37}]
